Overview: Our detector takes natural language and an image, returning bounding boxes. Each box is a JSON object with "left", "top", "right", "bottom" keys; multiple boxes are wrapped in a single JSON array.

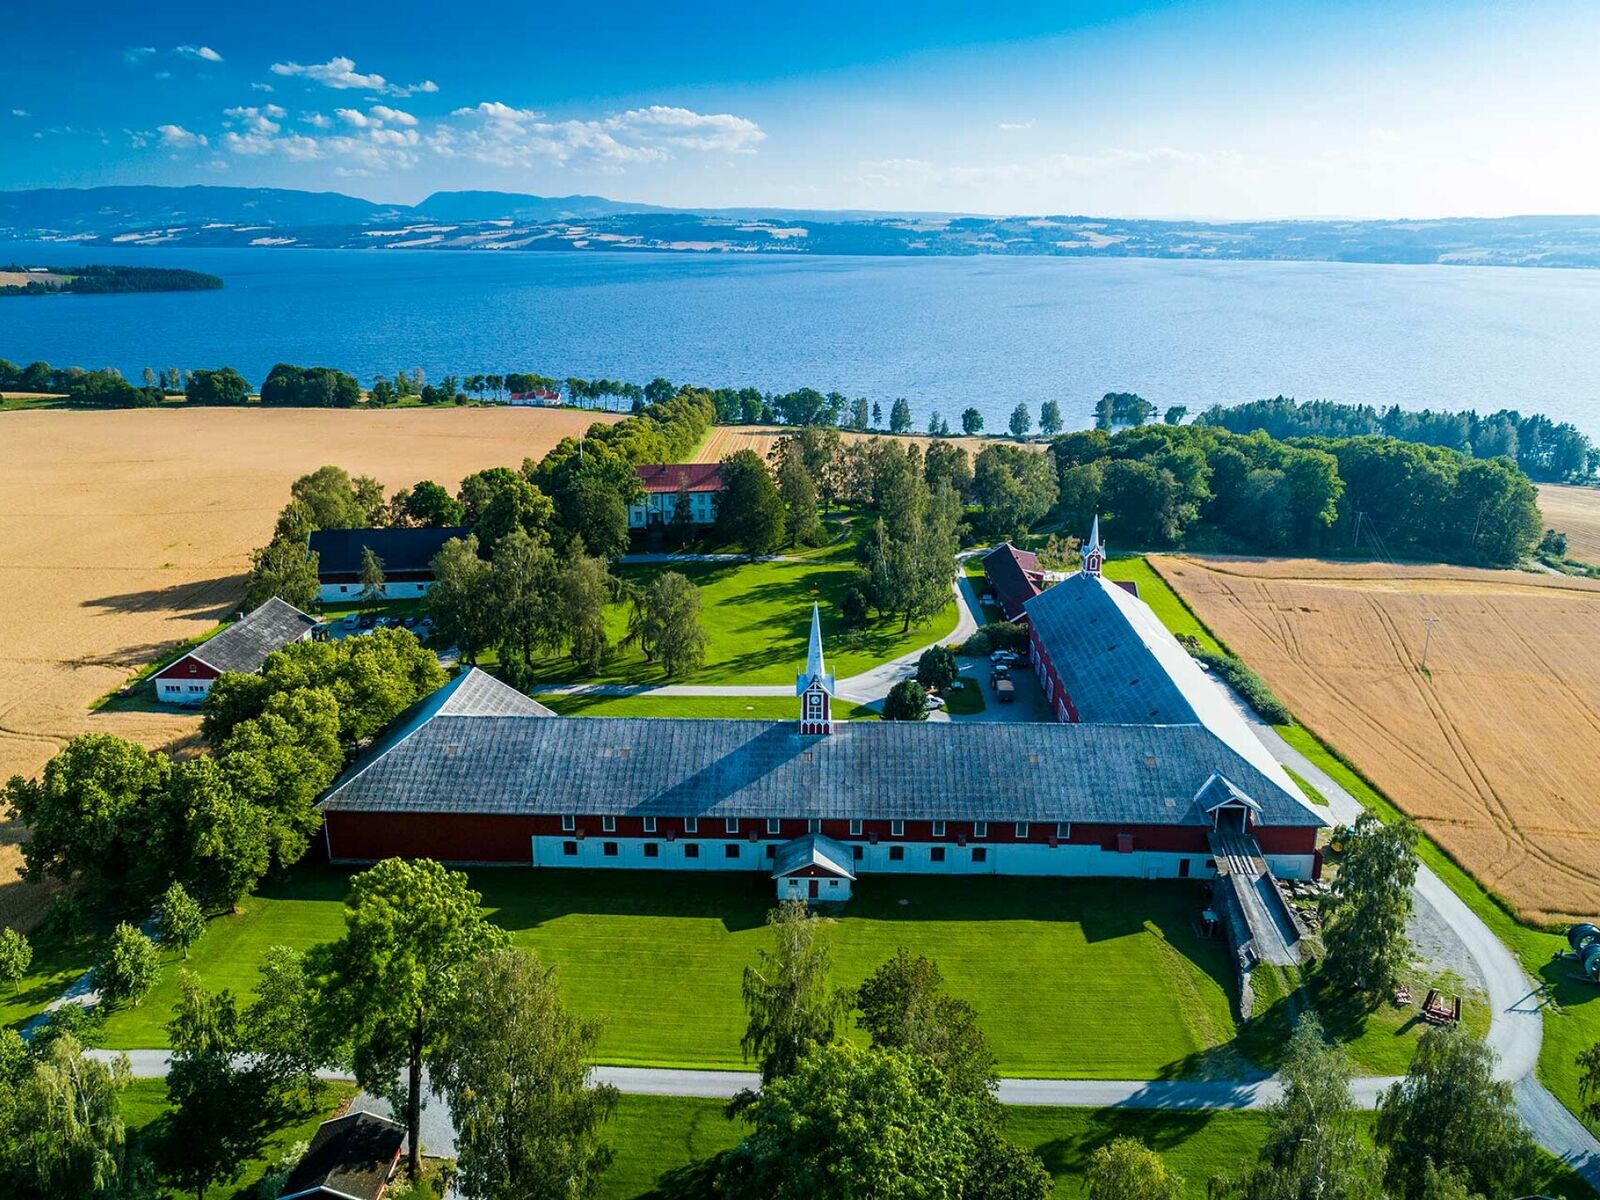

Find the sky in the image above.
[{"left": 5, "top": 0, "right": 1600, "bottom": 219}]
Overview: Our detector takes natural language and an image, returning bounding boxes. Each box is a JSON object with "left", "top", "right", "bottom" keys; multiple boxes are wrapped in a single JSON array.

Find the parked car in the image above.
[
  {"left": 358, "top": 612, "right": 377, "bottom": 630},
  {"left": 341, "top": 612, "right": 361, "bottom": 628},
  {"left": 995, "top": 678, "right": 1016, "bottom": 703},
  {"left": 925, "top": 694, "right": 946, "bottom": 711},
  {"left": 402, "top": 615, "right": 418, "bottom": 629},
  {"left": 990, "top": 664, "right": 1011, "bottom": 685}
]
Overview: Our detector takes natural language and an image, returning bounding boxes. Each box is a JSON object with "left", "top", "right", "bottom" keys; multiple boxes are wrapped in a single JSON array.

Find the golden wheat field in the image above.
[
  {"left": 0, "top": 405, "right": 618, "bottom": 924},
  {"left": 692, "top": 425, "right": 1021, "bottom": 463},
  {"left": 1155, "top": 555, "right": 1600, "bottom": 924},
  {"left": 1538, "top": 483, "right": 1600, "bottom": 564}
]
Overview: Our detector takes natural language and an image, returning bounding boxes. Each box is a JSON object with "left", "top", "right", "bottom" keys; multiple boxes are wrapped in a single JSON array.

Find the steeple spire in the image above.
[
  {"left": 1082, "top": 515, "right": 1105, "bottom": 578},
  {"left": 796, "top": 603, "right": 835, "bottom": 735}
]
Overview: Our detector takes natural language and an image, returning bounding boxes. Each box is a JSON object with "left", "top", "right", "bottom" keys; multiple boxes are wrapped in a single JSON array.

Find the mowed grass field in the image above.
[
  {"left": 0, "top": 406, "right": 619, "bottom": 927},
  {"left": 1539, "top": 483, "right": 1600, "bottom": 564},
  {"left": 1154, "top": 555, "right": 1600, "bottom": 926},
  {"left": 69, "top": 869, "right": 1241, "bottom": 1080},
  {"left": 520, "top": 540, "right": 959, "bottom": 688}
]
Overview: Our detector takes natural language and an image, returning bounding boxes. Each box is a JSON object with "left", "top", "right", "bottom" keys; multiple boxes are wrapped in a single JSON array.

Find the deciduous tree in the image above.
[
  {"left": 1008, "top": 403, "right": 1032, "bottom": 439},
  {"left": 1319, "top": 813, "right": 1418, "bottom": 997},
  {"left": 163, "top": 973, "right": 260, "bottom": 1200},
  {"left": 433, "top": 947, "right": 619, "bottom": 1200},
  {"left": 740, "top": 900, "right": 841, "bottom": 1084},
  {"left": 853, "top": 949, "right": 997, "bottom": 1100},
  {"left": 1039, "top": 400, "right": 1062, "bottom": 435},
  {"left": 242, "top": 537, "right": 320, "bottom": 612},
  {"left": 312, "top": 858, "right": 508, "bottom": 1180},
  {"left": 716, "top": 450, "right": 785, "bottom": 559},
  {"left": 157, "top": 882, "right": 205, "bottom": 960},
  {"left": 972, "top": 444, "right": 1056, "bottom": 538},
  {"left": 558, "top": 545, "right": 616, "bottom": 674},
  {"left": 98, "top": 922, "right": 159, "bottom": 1010},
  {"left": 218, "top": 687, "right": 342, "bottom": 871},
  {"left": 628, "top": 571, "right": 707, "bottom": 678},
  {"left": 961, "top": 407, "right": 984, "bottom": 435},
  {"left": 426, "top": 535, "right": 495, "bottom": 664},
  {"left": 889, "top": 397, "right": 913, "bottom": 433},
  {"left": 1084, "top": 1137, "right": 1183, "bottom": 1200},
  {"left": 914, "top": 646, "right": 959, "bottom": 693},
  {"left": 882, "top": 679, "right": 929, "bottom": 721},
  {"left": 4, "top": 1033, "right": 133, "bottom": 1199},
  {"left": 0, "top": 926, "right": 31, "bottom": 995},
  {"left": 243, "top": 945, "right": 325, "bottom": 1104}
]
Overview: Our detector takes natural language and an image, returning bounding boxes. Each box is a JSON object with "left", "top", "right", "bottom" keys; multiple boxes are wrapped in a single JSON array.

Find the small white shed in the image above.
[{"left": 772, "top": 833, "right": 856, "bottom": 902}]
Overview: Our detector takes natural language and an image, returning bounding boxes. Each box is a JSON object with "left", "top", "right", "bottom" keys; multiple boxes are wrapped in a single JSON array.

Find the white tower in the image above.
[
  {"left": 795, "top": 603, "right": 836, "bottom": 735},
  {"left": 1081, "top": 514, "right": 1105, "bottom": 578}
]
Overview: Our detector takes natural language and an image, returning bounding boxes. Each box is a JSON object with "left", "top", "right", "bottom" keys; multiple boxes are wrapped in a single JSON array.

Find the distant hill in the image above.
[{"left": 6, "top": 185, "right": 1600, "bottom": 268}]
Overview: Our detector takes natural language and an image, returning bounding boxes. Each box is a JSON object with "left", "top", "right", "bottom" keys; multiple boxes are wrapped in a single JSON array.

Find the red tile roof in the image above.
[{"left": 635, "top": 463, "right": 725, "bottom": 493}]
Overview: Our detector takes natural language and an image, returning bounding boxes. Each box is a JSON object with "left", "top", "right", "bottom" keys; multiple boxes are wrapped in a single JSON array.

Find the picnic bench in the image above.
[{"left": 1421, "top": 988, "right": 1461, "bottom": 1026}]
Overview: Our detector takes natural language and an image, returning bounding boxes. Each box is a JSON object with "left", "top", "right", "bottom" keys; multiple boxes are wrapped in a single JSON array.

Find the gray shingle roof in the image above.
[
  {"left": 321, "top": 671, "right": 1321, "bottom": 828},
  {"left": 773, "top": 833, "right": 856, "bottom": 879},
  {"left": 190, "top": 597, "right": 317, "bottom": 675},
  {"left": 281, "top": 1111, "right": 403, "bottom": 1200}
]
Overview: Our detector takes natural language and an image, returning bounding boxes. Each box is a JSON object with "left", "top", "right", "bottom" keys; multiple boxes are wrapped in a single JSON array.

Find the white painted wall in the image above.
[
  {"left": 530, "top": 834, "right": 1316, "bottom": 884},
  {"left": 155, "top": 678, "right": 213, "bottom": 705},
  {"left": 778, "top": 875, "right": 852, "bottom": 901},
  {"left": 627, "top": 491, "right": 718, "bottom": 529},
  {"left": 318, "top": 580, "right": 433, "bottom": 603}
]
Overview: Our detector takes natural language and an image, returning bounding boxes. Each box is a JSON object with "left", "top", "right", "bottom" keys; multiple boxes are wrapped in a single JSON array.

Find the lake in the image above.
[{"left": 4, "top": 242, "right": 1600, "bottom": 436}]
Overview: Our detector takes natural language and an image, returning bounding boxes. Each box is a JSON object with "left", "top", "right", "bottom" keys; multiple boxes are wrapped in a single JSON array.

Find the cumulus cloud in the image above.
[
  {"left": 269, "top": 55, "right": 436, "bottom": 98},
  {"left": 10, "top": 109, "right": 27, "bottom": 118},
  {"left": 302, "top": 111, "right": 333, "bottom": 129},
  {"left": 124, "top": 46, "right": 157, "bottom": 62},
  {"left": 442, "top": 100, "right": 764, "bottom": 168},
  {"left": 369, "top": 104, "right": 417, "bottom": 126},
  {"left": 219, "top": 100, "right": 420, "bottom": 170},
  {"left": 177, "top": 45, "right": 223, "bottom": 62},
  {"left": 157, "top": 124, "right": 207, "bottom": 149},
  {"left": 998, "top": 119, "right": 1035, "bottom": 131},
  {"left": 224, "top": 106, "right": 284, "bottom": 135},
  {"left": 335, "top": 107, "right": 371, "bottom": 128},
  {"left": 251, "top": 82, "right": 275, "bottom": 93}
]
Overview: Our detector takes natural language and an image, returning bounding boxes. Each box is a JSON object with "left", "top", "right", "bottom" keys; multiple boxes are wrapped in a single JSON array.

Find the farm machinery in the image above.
[{"left": 1555, "top": 923, "right": 1600, "bottom": 982}]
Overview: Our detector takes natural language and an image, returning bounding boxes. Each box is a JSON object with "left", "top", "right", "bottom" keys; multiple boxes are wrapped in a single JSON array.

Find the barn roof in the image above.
[
  {"left": 308, "top": 526, "right": 470, "bottom": 577},
  {"left": 179, "top": 597, "right": 317, "bottom": 676},
  {"left": 635, "top": 463, "right": 725, "bottom": 494},
  {"left": 1023, "top": 571, "right": 1299, "bottom": 797},
  {"left": 280, "top": 1111, "right": 404, "bottom": 1200},
  {"left": 981, "top": 543, "right": 1041, "bottom": 620},
  {"left": 320, "top": 671, "right": 1320, "bottom": 828},
  {"left": 773, "top": 833, "right": 856, "bottom": 879}
]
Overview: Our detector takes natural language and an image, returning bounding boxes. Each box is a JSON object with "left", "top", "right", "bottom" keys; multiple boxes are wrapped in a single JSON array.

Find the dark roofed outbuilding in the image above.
[
  {"left": 308, "top": 526, "right": 469, "bottom": 602},
  {"left": 152, "top": 597, "right": 317, "bottom": 705},
  {"left": 280, "top": 1111, "right": 404, "bottom": 1200},
  {"left": 981, "top": 543, "right": 1042, "bottom": 622}
]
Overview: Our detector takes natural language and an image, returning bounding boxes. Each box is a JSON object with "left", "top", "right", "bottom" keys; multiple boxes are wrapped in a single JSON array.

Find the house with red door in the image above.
[
  {"left": 318, "top": 562, "right": 1324, "bottom": 894},
  {"left": 152, "top": 597, "right": 318, "bottom": 705}
]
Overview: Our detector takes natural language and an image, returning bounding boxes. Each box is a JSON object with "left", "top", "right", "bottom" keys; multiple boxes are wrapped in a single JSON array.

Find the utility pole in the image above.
[
  {"left": 1352, "top": 510, "right": 1364, "bottom": 551},
  {"left": 1420, "top": 616, "right": 1441, "bottom": 671}
]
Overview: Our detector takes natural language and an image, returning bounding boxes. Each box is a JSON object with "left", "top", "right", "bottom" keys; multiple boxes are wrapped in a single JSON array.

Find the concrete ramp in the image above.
[{"left": 1209, "top": 829, "right": 1304, "bottom": 967}]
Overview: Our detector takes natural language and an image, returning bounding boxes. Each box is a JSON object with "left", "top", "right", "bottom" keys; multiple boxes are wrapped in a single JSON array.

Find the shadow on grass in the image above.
[{"left": 1029, "top": 1108, "right": 1224, "bottom": 1173}]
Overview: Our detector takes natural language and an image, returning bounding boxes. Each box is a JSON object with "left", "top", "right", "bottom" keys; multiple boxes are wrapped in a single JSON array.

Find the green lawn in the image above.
[
  {"left": 941, "top": 673, "right": 987, "bottom": 716},
  {"left": 599, "top": 1096, "right": 1596, "bottom": 1200},
  {"left": 541, "top": 693, "right": 882, "bottom": 720},
  {"left": 86, "top": 869, "right": 1246, "bottom": 1080},
  {"left": 515, "top": 540, "right": 959, "bottom": 688},
  {"left": 121, "top": 1078, "right": 359, "bottom": 1199}
]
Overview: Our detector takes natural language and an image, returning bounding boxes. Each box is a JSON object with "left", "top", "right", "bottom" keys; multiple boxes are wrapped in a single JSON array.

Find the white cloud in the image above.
[
  {"left": 335, "top": 107, "right": 371, "bottom": 128},
  {"left": 224, "top": 105, "right": 282, "bottom": 135},
  {"left": 999, "top": 119, "right": 1035, "bottom": 132},
  {"left": 124, "top": 47, "right": 157, "bottom": 62},
  {"left": 442, "top": 100, "right": 763, "bottom": 168},
  {"left": 269, "top": 55, "right": 435, "bottom": 98},
  {"left": 177, "top": 45, "right": 223, "bottom": 62},
  {"left": 369, "top": 104, "right": 417, "bottom": 126},
  {"left": 302, "top": 112, "right": 333, "bottom": 129},
  {"left": 251, "top": 82, "right": 275, "bottom": 93},
  {"left": 10, "top": 109, "right": 27, "bottom": 118},
  {"left": 157, "top": 124, "right": 207, "bottom": 149}
]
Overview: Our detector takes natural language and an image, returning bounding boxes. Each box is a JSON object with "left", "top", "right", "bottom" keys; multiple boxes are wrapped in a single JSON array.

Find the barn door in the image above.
[{"left": 809, "top": 879, "right": 819, "bottom": 899}]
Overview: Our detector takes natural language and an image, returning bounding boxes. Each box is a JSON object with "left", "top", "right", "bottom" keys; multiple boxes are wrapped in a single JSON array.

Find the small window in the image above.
[
  {"left": 1056, "top": 822, "right": 1070, "bottom": 838},
  {"left": 602, "top": 816, "right": 617, "bottom": 833},
  {"left": 849, "top": 819, "right": 863, "bottom": 836},
  {"left": 852, "top": 845, "right": 864, "bottom": 860},
  {"left": 339, "top": 585, "right": 349, "bottom": 593},
  {"left": 724, "top": 843, "right": 740, "bottom": 859},
  {"left": 973, "top": 822, "right": 988, "bottom": 838},
  {"left": 562, "top": 841, "right": 578, "bottom": 856},
  {"left": 684, "top": 817, "right": 698, "bottom": 834},
  {"left": 644, "top": 842, "right": 659, "bottom": 859},
  {"left": 889, "top": 846, "right": 905, "bottom": 862},
  {"left": 808, "top": 818, "right": 821, "bottom": 834},
  {"left": 972, "top": 847, "right": 988, "bottom": 863},
  {"left": 765, "top": 845, "right": 777, "bottom": 859},
  {"left": 931, "top": 820, "right": 946, "bottom": 837},
  {"left": 643, "top": 816, "right": 657, "bottom": 833},
  {"left": 1015, "top": 822, "right": 1029, "bottom": 838},
  {"left": 561, "top": 815, "right": 576, "bottom": 833},
  {"left": 890, "top": 820, "right": 904, "bottom": 837},
  {"left": 766, "top": 818, "right": 781, "bottom": 835},
  {"left": 684, "top": 843, "right": 700, "bottom": 859},
  {"left": 930, "top": 846, "right": 946, "bottom": 863},
  {"left": 603, "top": 842, "right": 618, "bottom": 857},
  {"left": 725, "top": 818, "right": 739, "bottom": 834},
  {"left": 829, "top": 879, "right": 839, "bottom": 888}
]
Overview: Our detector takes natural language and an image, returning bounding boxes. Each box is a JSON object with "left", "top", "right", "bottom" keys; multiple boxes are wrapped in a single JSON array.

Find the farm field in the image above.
[
  {"left": 1154, "top": 555, "right": 1600, "bottom": 925},
  {"left": 0, "top": 406, "right": 619, "bottom": 926},
  {"left": 691, "top": 424, "right": 1028, "bottom": 463},
  {"left": 1539, "top": 483, "right": 1600, "bottom": 564}
]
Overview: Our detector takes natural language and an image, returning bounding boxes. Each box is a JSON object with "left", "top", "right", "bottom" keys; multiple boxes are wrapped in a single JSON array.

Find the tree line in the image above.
[
  {"left": 0, "top": 263, "right": 222, "bottom": 296},
  {"left": 1197, "top": 394, "right": 1598, "bottom": 483}
]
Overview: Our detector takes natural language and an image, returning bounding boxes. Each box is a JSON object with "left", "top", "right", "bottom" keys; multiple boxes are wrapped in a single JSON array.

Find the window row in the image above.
[
  {"left": 557, "top": 816, "right": 1068, "bottom": 839},
  {"left": 560, "top": 840, "right": 997, "bottom": 864}
]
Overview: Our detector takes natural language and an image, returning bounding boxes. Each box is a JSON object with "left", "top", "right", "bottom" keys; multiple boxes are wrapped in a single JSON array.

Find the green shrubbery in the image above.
[{"left": 1188, "top": 643, "right": 1293, "bottom": 724}]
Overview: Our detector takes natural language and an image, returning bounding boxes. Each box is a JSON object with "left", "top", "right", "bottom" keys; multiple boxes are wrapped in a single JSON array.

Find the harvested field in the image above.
[
  {"left": 0, "top": 406, "right": 618, "bottom": 926},
  {"left": 1538, "top": 483, "right": 1600, "bottom": 564},
  {"left": 1155, "top": 556, "right": 1600, "bottom": 924},
  {"left": 692, "top": 425, "right": 1027, "bottom": 463}
]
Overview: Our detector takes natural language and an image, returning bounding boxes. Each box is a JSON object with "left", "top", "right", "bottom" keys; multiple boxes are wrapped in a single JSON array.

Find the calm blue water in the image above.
[{"left": 4, "top": 242, "right": 1600, "bottom": 436}]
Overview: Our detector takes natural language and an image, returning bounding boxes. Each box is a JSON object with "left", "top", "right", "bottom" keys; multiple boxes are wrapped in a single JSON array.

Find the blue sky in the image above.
[{"left": 5, "top": 0, "right": 1598, "bottom": 218}]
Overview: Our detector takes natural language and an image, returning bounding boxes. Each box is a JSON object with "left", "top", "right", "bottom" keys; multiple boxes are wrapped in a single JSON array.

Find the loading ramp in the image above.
[{"left": 1208, "top": 828, "right": 1306, "bottom": 967}]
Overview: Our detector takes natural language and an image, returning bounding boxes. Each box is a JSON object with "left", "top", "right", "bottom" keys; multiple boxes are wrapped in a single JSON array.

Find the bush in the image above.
[
  {"left": 883, "top": 680, "right": 929, "bottom": 721},
  {"left": 915, "top": 645, "right": 959, "bottom": 691},
  {"left": 1192, "top": 647, "right": 1294, "bottom": 724},
  {"left": 959, "top": 621, "right": 1028, "bottom": 656}
]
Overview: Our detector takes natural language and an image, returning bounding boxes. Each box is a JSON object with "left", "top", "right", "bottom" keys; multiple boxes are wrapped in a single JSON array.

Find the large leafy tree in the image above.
[
  {"left": 777, "top": 452, "right": 825, "bottom": 547},
  {"left": 718, "top": 1044, "right": 979, "bottom": 1200},
  {"left": 312, "top": 858, "right": 508, "bottom": 1180},
  {"left": 558, "top": 545, "right": 616, "bottom": 674},
  {"left": 1319, "top": 813, "right": 1418, "bottom": 997},
  {"left": 243, "top": 945, "right": 326, "bottom": 1104},
  {"left": 741, "top": 900, "right": 842, "bottom": 1085},
  {"left": 433, "top": 947, "right": 619, "bottom": 1200},
  {"left": 853, "top": 949, "right": 997, "bottom": 1100},
  {"left": 457, "top": 467, "right": 555, "bottom": 551},
  {"left": 153, "top": 758, "right": 272, "bottom": 913},
  {"left": 972, "top": 444, "right": 1056, "bottom": 539},
  {"left": 162, "top": 974, "right": 261, "bottom": 1200},
  {"left": 218, "top": 687, "right": 343, "bottom": 869},
  {"left": 2, "top": 1033, "right": 133, "bottom": 1199},
  {"left": 287, "top": 464, "right": 385, "bottom": 530},
  {"left": 627, "top": 571, "right": 707, "bottom": 678},
  {"left": 401, "top": 479, "right": 466, "bottom": 527},
  {"left": 1375, "top": 1025, "right": 1536, "bottom": 1200},
  {"left": 716, "top": 450, "right": 786, "bottom": 559},
  {"left": 882, "top": 679, "right": 929, "bottom": 722},
  {"left": 426, "top": 534, "right": 496, "bottom": 664},
  {"left": 1209, "top": 1015, "right": 1385, "bottom": 1200},
  {"left": 157, "top": 882, "right": 205, "bottom": 960},
  {"left": 97, "top": 922, "right": 159, "bottom": 1010},
  {"left": 243, "top": 536, "right": 320, "bottom": 611},
  {"left": 3, "top": 733, "right": 170, "bottom": 900},
  {"left": 489, "top": 527, "right": 561, "bottom": 665},
  {"left": 1084, "top": 1136, "right": 1184, "bottom": 1200}
]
